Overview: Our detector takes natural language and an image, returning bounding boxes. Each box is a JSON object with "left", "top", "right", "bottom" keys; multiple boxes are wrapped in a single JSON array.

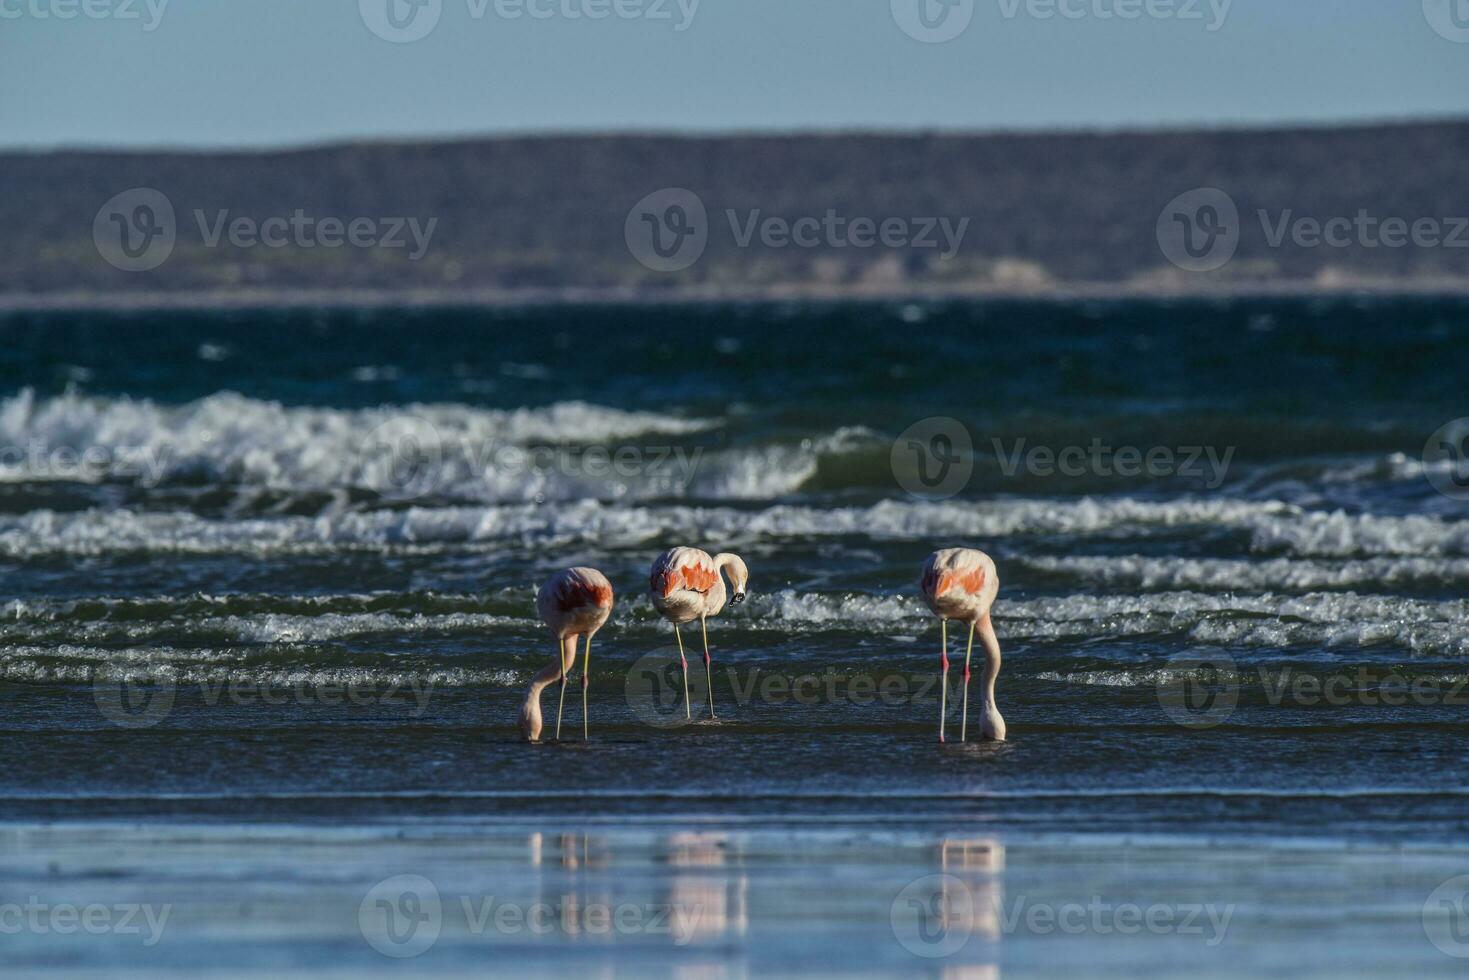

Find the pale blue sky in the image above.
[{"left": 2, "top": 0, "right": 1466, "bottom": 149}]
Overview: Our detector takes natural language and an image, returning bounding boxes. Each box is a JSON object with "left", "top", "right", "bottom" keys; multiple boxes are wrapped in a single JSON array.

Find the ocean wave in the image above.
[
  {"left": 0, "top": 388, "right": 725, "bottom": 501},
  {"left": 1037, "top": 667, "right": 1469, "bottom": 689},
  {"left": 0, "top": 611, "right": 524, "bottom": 647},
  {"left": 0, "top": 590, "right": 518, "bottom": 623},
  {"left": 1018, "top": 554, "right": 1469, "bottom": 591},
  {"left": 1, "top": 588, "right": 1454, "bottom": 658},
  {"left": 0, "top": 644, "right": 519, "bottom": 688},
  {"left": 752, "top": 589, "right": 1469, "bottom": 655},
  {"left": 1000, "top": 591, "right": 1469, "bottom": 655},
  {"left": 1247, "top": 509, "right": 1469, "bottom": 557},
  {"left": 3, "top": 496, "right": 1464, "bottom": 558}
]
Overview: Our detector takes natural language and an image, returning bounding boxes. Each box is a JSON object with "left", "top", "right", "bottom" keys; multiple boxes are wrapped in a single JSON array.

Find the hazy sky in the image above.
[{"left": 3, "top": 0, "right": 1467, "bottom": 149}]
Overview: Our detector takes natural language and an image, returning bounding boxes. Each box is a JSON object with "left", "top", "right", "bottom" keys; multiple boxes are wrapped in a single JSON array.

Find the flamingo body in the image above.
[
  {"left": 651, "top": 547, "right": 723, "bottom": 623},
  {"left": 920, "top": 548, "right": 999, "bottom": 624},
  {"left": 920, "top": 548, "right": 1005, "bottom": 743},
  {"left": 648, "top": 546, "right": 749, "bottom": 719},
  {"left": 519, "top": 567, "right": 614, "bottom": 742},
  {"left": 537, "top": 566, "right": 615, "bottom": 637}
]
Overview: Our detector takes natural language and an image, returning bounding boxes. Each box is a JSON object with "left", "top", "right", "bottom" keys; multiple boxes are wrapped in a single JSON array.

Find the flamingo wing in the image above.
[
  {"left": 921, "top": 550, "right": 989, "bottom": 599},
  {"left": 651, "top": 548, "right": 717, "bottom": 597},
  {"left": 553, "top": 568, "right": 614, "bottom": 611}
]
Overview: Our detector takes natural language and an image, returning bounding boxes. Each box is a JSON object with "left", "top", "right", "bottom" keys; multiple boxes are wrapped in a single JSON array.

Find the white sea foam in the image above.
[
  {"left": 0, "top": 583, "right": 1458, "bottom": 686},
  {"left": 1019, "top": 554, "right": 1469, "bottom": 590},
  {"left": 1037, "top": 667, "right": 1469, "bottom": 689},
  {"left": 0, "top": 644, "right": 520, "bottom": 687},
  {"left": 3, "top": 495, "right": 1462, "bottom": 559},
  {"left": 1247, "top": 509, "right": 1469, "bottom": 557},
  {"left": 678, "top": 588, "right": 1469, "bottom": 655},
  {"left": 11, "top": 608, "right": 522, "bottom": 646},
  {"left": 0, "top": 388, "right": 724, "bottom": 500}
]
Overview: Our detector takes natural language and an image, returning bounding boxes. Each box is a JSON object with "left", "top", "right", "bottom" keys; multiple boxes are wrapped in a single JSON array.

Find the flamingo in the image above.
[
  {"left": 920, "top": 548, "right": 1004, "bottom": 743},
  {"left": 518, "top": 567, "right": 614, "bottom": 742},
  {"left": 649, "top": 547, "right": 749, "bottom": 720}
]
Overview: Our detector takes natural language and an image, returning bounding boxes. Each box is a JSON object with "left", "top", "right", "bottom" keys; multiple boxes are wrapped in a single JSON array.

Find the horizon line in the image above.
[{"left": 4, "top": 112, "right": 1467, "bottom": 156}]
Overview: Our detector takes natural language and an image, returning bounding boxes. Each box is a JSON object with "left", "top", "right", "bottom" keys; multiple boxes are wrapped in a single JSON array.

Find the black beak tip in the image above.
[{"left": 733, "top": 592, "right": 746, "bottom": 604}]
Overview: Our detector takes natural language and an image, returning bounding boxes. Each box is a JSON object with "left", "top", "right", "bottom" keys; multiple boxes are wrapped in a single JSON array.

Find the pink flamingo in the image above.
[
  {"left": 649, "top": 547, "right": 749, "bottom": 720},
  {"left": 518, "top": 567, "right": 614, "bottom": 742},
  {"left": 920, "top": 548, "right": 1004, "bottom": 743}
]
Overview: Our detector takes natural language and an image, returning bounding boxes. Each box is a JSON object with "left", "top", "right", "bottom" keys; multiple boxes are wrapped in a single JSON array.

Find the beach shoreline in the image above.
[{"left": 5, "top": 278, "right": 1469, "bottom": 313}]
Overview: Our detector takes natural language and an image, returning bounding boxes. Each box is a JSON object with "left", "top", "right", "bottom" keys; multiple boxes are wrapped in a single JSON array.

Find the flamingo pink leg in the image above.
[
  {"left": 701, "top": 616, "right": 716, "bottom": 719},
  {"left": 939, "top": 618, "right": 949, "bottom": 743},
  {"left": 581, "top": 633, "right": 592, "bottom": 741},
  {"left": 673, "top": 622, "right": 691, "bottom": 720},
  {"left": 555, "top": 638, "right": 569, "bottom": 742},
  {"left": 554, "top": 633, "right": 578, "bottom": 741},
  {"left": 961, "top": 622, "right": 975, "bottom": 742}
]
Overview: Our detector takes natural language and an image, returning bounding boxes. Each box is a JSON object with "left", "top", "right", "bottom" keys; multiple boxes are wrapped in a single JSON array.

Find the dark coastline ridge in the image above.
[
  {"left": 7, "top": 119, "right": 1468, "bottom": 304},
  {"left": 7, "top": 277, "right": 1469, "bottom": 313}
]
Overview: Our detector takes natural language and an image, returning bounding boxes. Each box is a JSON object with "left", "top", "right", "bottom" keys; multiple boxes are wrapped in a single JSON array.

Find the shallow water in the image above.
[
  {"left": 5, "top": 822, "right": 1469, "bottom": 978},
  {"left": 1, "top": 297, "right": 1468, "bottom": 974}
]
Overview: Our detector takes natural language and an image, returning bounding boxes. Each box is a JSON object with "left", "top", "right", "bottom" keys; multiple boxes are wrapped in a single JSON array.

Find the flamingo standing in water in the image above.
[
  {"left": 649, "top": 548, "right": 749, "bottom": 720},
  {"left": 920, "top": 548, "right": 1004, "bottom": 743},
  {"left": 518, "top": 567, "right": 614, "bottom": 742}
]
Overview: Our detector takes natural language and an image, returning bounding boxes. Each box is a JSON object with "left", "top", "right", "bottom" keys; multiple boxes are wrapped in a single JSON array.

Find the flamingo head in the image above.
[{"left": 715, "top": 553, "right": 749, "bottom": 604}]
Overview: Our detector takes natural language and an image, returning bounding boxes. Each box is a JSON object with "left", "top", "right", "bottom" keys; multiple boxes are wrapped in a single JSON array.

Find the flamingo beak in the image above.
[{"left": 732, "top": 592, "right": 746, "bottom": 604}]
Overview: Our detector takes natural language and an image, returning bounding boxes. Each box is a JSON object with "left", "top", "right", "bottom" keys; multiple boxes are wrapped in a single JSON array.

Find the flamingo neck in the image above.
[
  {"left": 713, "top": 553, "right": 748, "bottom": 594},
  {"left": 520, "top": 635, "right": 577, "bottom": 741},
  {"left": 978, "top": 641, "right": 1005, "bottom": 740}
]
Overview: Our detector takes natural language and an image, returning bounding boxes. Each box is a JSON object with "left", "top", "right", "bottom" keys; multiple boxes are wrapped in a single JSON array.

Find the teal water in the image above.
[{"left": 1, "top": 297, "right": 1468, "bottom": 975}]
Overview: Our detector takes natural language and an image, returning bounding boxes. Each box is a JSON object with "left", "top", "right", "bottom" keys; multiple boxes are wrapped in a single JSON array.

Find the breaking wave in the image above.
[{"left": 0, "top": 497, "right": 1465, "bottom": 558}]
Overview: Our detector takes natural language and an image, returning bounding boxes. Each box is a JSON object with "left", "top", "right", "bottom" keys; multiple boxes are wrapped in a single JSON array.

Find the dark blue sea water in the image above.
[{"left": 2, "top": 297, "right": 1468, "bottom": 977}]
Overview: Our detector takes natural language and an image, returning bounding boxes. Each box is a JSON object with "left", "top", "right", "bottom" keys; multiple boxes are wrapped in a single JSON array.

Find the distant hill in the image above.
[{"left": 5, "top": 121, "right": 1469, "bottom": 305}]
